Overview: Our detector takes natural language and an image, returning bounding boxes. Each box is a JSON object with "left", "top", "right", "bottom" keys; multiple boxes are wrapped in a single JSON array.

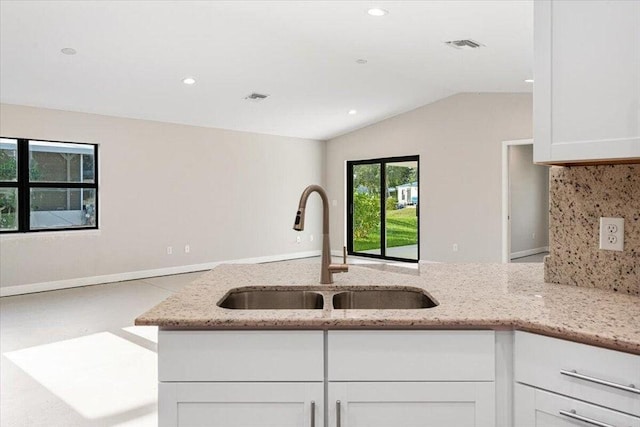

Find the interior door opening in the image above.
[
  {"left": 501, "top": 140, "right": 550, "bottom": 263},
  {"left": 347, "top": 156, "right": 419, "bottom": 262}
]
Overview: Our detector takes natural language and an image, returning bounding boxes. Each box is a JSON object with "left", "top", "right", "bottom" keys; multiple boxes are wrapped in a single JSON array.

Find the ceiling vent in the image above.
[
  {"left": 445, "top": 39, "right": 484, "bottom": 50},
  {"left": 244, "top": 92, "right": 269, "bottom": 101}
]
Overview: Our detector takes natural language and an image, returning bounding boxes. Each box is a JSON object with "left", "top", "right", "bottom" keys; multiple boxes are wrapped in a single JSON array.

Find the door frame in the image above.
[
  {"left": 347, "top": 155, "right": 420, "bottom": 263},
  {"left": 501, "top": 139, "right": 534, "bottom": 263}
]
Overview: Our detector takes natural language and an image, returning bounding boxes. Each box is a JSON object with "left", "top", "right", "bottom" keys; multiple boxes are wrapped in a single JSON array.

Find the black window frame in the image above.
[
  {"left": 347, "top": 155, "right": 420, "bottom": 263},
  {"left": 0, "top": 137, "right": 99, "bottom": 234}
]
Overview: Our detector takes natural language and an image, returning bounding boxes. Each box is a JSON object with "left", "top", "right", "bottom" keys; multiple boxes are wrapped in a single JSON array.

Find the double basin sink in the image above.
[{"left": 218, "top": 287, "right": 438, "bottom": 310}]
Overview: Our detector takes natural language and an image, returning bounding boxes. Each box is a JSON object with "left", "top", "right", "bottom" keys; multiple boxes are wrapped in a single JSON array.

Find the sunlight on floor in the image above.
[{"left": 4, "top": 332, "right": 157, "bottom": 422}]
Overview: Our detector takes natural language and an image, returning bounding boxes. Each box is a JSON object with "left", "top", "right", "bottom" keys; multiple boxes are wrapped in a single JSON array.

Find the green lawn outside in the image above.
[
  {"left": 0, "top": 212, "right": 16, "bottom": 230},
  {"left": 353, "top": 207, "right": 418, "bottom": 252}
]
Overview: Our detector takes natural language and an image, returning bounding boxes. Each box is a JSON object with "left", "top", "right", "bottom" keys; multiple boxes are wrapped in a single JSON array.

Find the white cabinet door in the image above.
[
  {"left": 160, "top": 382, "right": 323, "bottom": 427},
  {"left": 534, "top": 0, "right": 640, "bottom": 164},
  {"left": 328, "top": 382, "right": 495, "bottom": 427},
  {"left": 514, "top": 383, "right": 640, "bottom": 427}
]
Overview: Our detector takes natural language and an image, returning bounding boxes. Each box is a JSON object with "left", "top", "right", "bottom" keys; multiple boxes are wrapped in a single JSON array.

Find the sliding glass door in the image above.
[{"left": 347, "top": 156, "right": 419, "bottom": 262}]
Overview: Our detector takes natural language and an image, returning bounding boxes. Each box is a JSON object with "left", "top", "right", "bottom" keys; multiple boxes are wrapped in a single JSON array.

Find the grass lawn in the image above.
[
  {"left": 0, "top": 212, "right": 16, "bottom": 230},
  {"left": 353, "top": 207, "right": 418, "bottom": 252}
]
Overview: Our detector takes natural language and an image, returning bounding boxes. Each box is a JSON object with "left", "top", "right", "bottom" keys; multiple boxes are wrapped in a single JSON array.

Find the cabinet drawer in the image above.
[
  {"left": 159, "top": 330, "right": 324, "bottom": 382},
  {"left": 328, "top": 330, "right": 495, "bottom": 381},
  {"left": 515, "top": 331, "right": 640, "bottom": 416},
  {"left": 515, "top": 384, "right": 640, "bottom": 427}
]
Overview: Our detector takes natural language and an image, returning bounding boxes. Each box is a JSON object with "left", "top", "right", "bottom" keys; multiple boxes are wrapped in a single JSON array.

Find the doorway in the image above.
[
  {"left": 501, "top": 140, "right": 550, "bottom": 263},
  {"left": 347, "top": 156, "right": 419, "bottom": 262}
]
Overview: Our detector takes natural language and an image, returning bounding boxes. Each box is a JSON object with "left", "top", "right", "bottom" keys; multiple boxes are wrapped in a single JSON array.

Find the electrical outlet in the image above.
[
  {"left": 166, "top": 246, "right": 173, "bottom": 255},
  {"left": 184, "top": 244, "right": 190, "bottom": 253},
  {"left": 453, "top": 243, "right": 458, "bottom": 252},
  {"left": 599, "top": 217, "right": 624, "bottom": 251}
]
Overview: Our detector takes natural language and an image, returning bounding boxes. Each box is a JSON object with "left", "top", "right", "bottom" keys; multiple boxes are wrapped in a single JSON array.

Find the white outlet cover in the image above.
[{"left": 599, "top": 217, "right": 624, "bottom": 251}]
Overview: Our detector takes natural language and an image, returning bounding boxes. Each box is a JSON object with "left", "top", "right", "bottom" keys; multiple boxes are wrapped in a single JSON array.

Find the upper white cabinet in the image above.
[{"left": 534, "top": 0, "right": 640, "bottom": 164}]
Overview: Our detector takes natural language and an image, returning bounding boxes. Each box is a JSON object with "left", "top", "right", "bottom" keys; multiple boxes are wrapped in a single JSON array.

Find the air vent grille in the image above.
[
  {"left": 445, "top": 39, "right": 484, "bottom": 49},
  {"left": 244, "top": 93, "right": 269, "bottom": 101}
]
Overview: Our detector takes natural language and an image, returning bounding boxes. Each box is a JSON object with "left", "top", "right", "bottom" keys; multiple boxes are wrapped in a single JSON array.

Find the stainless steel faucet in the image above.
[{"left": 293, "top": 185, "right": 348, "bottom": 284}]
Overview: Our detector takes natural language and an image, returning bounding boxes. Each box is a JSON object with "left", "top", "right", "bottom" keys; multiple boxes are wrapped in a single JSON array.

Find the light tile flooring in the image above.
[{"left": 1, "top": 272, "right": 206, "bottom": 427}]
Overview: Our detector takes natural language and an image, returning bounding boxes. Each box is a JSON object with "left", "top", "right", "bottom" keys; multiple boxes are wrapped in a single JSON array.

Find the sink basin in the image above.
[
  {"left": 218, "top": 289, "right": 324, "bottom": 310},
  {"left": 332, "top": 288, "right": 438, "bottom": 310}
]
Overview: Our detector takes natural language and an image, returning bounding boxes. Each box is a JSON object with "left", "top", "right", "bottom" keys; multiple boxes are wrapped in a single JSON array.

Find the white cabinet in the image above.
[
  {"left": 158, "top": 330, "right": 496, "bottom": 427},
  {"left": 158, "top": 330, "right": 324, "bottom": 427},
  {"left": 160, "top": 382, "right": 323, "bottom": 427},
  {"left": 514, "top": 384, "right": 640, "bottom": 427},
  {"left": 327, "top": 331, "right": 496, "bottom": 427},
  {"left": 514, "top": 332, "right": 640, "bottom": 427},
  {"left": 329, "top": 382, "right": 495, "bottom": 427},
  {"left": 534, "top": 0, "right": 640, "bottom": 164},
  {"left": 514, "top": 331, "right": 640, "bottom": 416},
  {"left": 157, "top": 329, "right": 638, "bottom": 427}
]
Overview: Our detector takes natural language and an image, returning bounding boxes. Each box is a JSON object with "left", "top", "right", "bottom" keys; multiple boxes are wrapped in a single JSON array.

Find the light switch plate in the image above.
[{"left": 599, "top": 217, "right": 624, "bottom": 251}]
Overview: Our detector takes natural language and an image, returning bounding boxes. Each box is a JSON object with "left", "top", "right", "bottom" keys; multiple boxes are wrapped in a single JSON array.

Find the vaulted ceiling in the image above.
[{"left": 0, "top": 1, "right": 533, "bottom": 139}]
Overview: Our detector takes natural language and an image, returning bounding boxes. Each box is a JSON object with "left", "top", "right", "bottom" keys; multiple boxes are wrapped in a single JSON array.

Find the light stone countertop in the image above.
[{"left": 135, "top": 262, "right": 640, "bottom": 355}]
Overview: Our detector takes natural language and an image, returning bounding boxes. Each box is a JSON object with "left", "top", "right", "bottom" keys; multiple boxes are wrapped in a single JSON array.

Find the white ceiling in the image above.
[{"left": 0, "top": 1, "right": 533, "bottom": 140}]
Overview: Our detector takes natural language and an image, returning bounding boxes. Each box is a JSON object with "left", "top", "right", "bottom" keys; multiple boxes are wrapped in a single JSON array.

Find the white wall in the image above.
[
  {"left": 0, "top": 104, "right": 325, "bottom": 291},
  {"left": 509, "top": 144, "right": 549, "bottom": 255},
  {"left": 326, "top": 93, "right": 533, "bottom": 262}
]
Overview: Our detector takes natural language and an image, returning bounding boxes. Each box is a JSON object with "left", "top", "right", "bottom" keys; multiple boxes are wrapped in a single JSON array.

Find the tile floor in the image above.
[{"left": 1, "top": 272, "right": 205, "bottom": 427}]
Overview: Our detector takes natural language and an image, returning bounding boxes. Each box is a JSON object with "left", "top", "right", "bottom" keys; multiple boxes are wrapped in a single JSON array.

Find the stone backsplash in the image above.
[{"left": 544, "top": 164, "right": 639, "bottom": 295}]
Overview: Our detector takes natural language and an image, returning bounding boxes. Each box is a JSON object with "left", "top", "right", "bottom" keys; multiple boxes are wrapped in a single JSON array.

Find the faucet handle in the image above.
[{"left": 329, "top": 247, "right": 349, "bottom": 274}]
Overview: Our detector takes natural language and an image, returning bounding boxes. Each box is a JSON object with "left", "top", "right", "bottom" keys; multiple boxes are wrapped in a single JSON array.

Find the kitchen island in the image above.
[{"left": 136, "top": 262, "right": 640, "bottom": 427}]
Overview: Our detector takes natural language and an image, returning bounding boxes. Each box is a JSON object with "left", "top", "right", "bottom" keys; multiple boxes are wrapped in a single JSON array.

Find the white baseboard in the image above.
[
  {"left": 510, "top": 246, "right": 549, "bottom": 260},
  {"left": 0, "top": 250, "right": 321, "bottom": 297}
]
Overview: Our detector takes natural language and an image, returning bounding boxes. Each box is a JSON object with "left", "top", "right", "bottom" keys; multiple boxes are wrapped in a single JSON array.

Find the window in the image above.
[
  {"left": 347, "top": 155, "right": 419, "bottom": 262},
  {"left": 0, "top": 138, "right": 98, "bottom": 233}
]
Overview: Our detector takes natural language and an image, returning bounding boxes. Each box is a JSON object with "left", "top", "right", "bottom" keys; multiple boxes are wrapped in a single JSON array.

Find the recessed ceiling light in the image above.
[
  {"left": 182, "top": 77, "right": 196, "bottom": 85},
  {"left": 348, "top": 109, "right": 358, "bottom": 115},
  {"left": 356, "top": 59, "right": 368, "bottom": 64},
  {"left": 525, "top": 79, "right": 534, "bottom": 83},
  {"left": 60, "top": 48, "right": 77, "bottom": 55},
  {"left": 367, "top": 8, "right": 388, "bottom": 17}
]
